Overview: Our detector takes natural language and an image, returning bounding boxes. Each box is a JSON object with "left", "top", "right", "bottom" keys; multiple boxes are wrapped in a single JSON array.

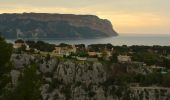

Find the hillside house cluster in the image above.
[
  {"left": 12, "top": 40, "right": 134, "bottom": 63},
  {"left": 52, "top": 44, "right": 114, "bottom": 61},
  {"left": 52, "top": 45, "right": 76, "bottom": 57}
]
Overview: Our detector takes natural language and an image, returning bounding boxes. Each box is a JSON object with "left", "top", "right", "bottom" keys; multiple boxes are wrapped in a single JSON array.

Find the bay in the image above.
[{"left": 7, "top": 34, "right": 170, "bottom": 46}]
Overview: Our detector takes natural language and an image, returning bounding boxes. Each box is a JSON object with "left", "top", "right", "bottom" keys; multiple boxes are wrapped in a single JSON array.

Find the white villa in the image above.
[{"left": 117, "top": 55, "right": 131, "bottom": 62}]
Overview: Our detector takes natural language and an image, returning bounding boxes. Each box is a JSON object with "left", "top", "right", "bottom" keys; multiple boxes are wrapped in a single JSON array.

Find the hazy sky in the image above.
[{"left": 0, "top": 0, "right": 170, "bottom": 34}]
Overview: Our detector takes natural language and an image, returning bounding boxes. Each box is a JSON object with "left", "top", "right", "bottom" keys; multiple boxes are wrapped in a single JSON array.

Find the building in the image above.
[
  {"left": 25, "top": 44, "right": 30, "bottom": 51},
  {"left": 76, "top": 57, "right": 87, "bottom": 61},
  {"left": 106, "top": 51, "right": 112, "bottom": 57},
  {"left": 53, "top": 45, "right": 77, "bottom": 57},
  {"left": 88, "top": 52, "right": 97, "bottom": 57},
  {"left": 87, "top": 58, "right": 98, "bottom": 62},
  {"left": 167, "top": 54, "right": 170, "bottom": 59},
  {"left": 13, "top": 39, "right": 25, "bottom": 49},
  {"left": 117, "top": 55, "right": 131, "bottom": 62},
  {"left": 96, "top": 52, "right": 102, "bottom": 58},
  {"left": 150, "top": 65, "right": 167, "bottom": 74},
  {"left": 53, "top": 47, "right": 62, "bottom": 55}
]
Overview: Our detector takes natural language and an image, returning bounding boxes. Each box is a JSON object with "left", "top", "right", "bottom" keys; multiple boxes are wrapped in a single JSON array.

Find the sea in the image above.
[{"left": 7, "top": 34, "right": 170, "bottom": 46}]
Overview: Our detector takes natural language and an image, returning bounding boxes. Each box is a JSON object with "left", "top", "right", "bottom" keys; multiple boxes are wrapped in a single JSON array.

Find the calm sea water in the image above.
[{"left": 7, "top": 34, "right": 170, "bottom": 46}]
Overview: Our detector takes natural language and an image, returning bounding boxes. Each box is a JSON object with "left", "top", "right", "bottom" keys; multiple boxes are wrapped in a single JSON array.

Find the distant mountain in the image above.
[{"left": 0, "top": 13, "right": 118, "bottom": 39}]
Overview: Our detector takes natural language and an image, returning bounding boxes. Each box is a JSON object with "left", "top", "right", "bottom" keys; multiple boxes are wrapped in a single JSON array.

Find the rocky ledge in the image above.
[{"left": 9, "top": 53, "right": 170, "bottom": 100}]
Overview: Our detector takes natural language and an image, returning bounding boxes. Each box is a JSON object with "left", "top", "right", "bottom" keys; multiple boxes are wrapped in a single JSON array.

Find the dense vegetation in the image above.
[
  {"left": 0, "top": 36, "right": 13, "bottom": 67},
  {"left": 26, "top": 40, "right": 56, "bottom": 52},
  {"left": 87, "top": 44, "right": 170, "bottom": 68},
  {"left": 0, "top": 36, "right": 13, "bottom": 99},
  {"left": 7, "top": 64, "right": 42, "bottom": 100},
  {"left": 107, "top": 72, "right": 170, "bottom": 87},
  {"left": 0, "top": 36, "right": 42, "bottom": 100}
]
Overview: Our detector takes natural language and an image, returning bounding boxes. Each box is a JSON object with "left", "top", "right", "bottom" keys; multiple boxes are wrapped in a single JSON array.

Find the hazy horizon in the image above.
[{"left": 0, "top": 0, "right": 170, "bottom": 35}]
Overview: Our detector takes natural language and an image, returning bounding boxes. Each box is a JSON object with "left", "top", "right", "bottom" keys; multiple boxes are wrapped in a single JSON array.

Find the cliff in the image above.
[
  {"left": 0, "top": 13, "right": 118, "bottom": 39},
  {"left": 9, "top": 53, "right": 170, "bottom": 100}
]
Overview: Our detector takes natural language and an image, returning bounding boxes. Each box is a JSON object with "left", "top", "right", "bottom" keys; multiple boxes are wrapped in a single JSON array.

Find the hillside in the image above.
[{"left": 0, "top": 13, "right": 118, "bottom": 39}]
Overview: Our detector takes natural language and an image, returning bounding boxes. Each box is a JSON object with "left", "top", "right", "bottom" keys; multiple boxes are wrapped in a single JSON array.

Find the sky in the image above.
[{"left": 0, "top": 0, "right": 170, "bottom": 35}]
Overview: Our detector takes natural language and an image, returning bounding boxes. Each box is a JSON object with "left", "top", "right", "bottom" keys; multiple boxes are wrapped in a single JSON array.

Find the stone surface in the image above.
[{"left": 10, "top": 53, "right": 170, "bottom": 100}]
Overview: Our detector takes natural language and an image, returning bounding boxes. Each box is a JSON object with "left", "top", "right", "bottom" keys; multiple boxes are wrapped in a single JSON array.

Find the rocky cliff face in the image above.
[
  {"left": 0, "top": 13, "right": 118, "bottom": 39},
  {"left": 10, "top": 54, "right": 170, "bottom": 100}
]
